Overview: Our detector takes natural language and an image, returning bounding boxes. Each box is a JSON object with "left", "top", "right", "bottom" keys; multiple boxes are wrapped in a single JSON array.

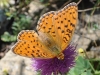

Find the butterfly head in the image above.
[{"left": 57, "top": 53, "right": 64, "bottom": 60}]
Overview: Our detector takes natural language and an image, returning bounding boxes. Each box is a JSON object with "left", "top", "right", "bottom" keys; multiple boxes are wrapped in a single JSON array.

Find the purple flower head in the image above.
[{"left": 32, "top": 44, "right": 77, "bottom": 75}]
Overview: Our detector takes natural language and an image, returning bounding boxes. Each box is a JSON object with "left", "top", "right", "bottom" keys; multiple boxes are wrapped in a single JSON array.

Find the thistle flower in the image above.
[{"left": 32, "top": 44, "right": 77, "bottom": 75}]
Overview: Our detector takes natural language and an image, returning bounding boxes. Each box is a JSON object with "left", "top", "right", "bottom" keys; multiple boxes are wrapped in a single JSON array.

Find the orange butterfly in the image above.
[{"left": 12, "top": 2, "right": 78, "bottom": 60}]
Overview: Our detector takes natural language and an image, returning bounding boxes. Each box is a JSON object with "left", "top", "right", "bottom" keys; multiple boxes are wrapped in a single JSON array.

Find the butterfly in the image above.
[{"left": 12, "top": 2, "right": 78, "bottom": 60}]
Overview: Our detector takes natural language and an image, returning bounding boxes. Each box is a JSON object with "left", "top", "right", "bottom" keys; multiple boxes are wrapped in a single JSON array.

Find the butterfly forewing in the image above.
[
  {"left": 61, "top": 3, "right": 78, "bottom": 50},
  {"left": 12, "top": 30, "right": 57, "bottom": 58},
  {"left": 37, "top": 2, "right": 78, "bottom": 52}
]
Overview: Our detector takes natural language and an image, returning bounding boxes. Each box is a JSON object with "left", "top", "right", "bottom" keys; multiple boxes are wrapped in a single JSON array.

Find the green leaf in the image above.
[
  {"left": 68, "top": 56, "right": 92, "bottom": 75},
  {"left": 1, "top": 32, "right": 17, "bottom": 42},
  {"left": 81, "top": 70, "right": 93, "bottom": 75},
  {"left": 95, "top": 70, "right": 100, "bottom": 75}
]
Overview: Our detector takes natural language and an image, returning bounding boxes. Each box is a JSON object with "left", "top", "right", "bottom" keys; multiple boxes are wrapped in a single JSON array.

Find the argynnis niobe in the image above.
[{"left": 12, "top": 2, "right": 78, "bottom": 60}]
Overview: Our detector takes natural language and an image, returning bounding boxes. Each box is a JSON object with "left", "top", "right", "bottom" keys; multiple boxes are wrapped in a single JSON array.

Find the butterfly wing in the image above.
[
  {"left": 12, "top": 30, "right": 57, "bottom": 58},
  {"left": 54, "top": 2, "right": 78, "bottom": 50},
  {"left": 37, "top": 11, "right": 57, "bottom": 43},
  {"left": 37, "top": 2, "right": 78, "bottom": 52}
]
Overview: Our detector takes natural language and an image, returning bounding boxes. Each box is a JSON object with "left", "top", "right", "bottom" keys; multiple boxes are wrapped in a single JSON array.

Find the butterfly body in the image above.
[
  {"left": 38, "top": 31, "right": 60, "bottom": 53},
  {"left": 12, "top": 2, "right": 78, "bottom": 60}
]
